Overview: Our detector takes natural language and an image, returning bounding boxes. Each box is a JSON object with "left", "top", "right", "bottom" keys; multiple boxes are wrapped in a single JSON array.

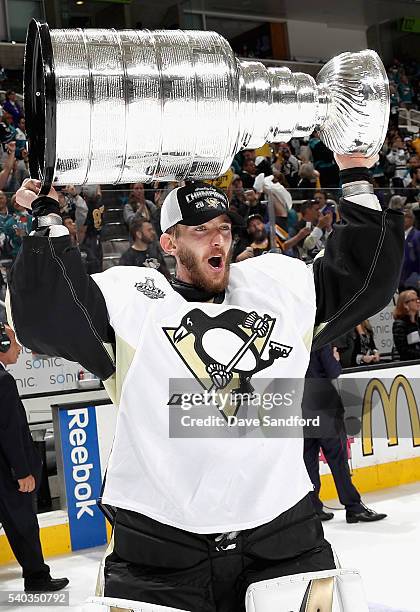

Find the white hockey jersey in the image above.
[
  {"left": 92, "top": 253, "right": 316, "bottom": 533},
  {"left": 9, "top": 190, "right": 404, "bottom": 532}
]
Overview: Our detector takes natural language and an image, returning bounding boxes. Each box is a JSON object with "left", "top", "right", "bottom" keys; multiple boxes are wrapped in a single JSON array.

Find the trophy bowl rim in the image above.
[
  {"left": 24, "top": 19, "right": 56, "bottom": 195},
  {"left": 317, "top": 48, "right": 390, "bottom": 157}
]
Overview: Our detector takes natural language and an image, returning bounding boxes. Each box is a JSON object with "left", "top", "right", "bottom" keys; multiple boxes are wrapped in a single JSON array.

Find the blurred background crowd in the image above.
[{"left": 1, "top": 56, "right": 420, "bottom": 365}]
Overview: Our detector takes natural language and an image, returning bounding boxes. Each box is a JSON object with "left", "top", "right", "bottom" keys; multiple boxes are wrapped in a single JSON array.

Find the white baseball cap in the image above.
[{"left": 160, "top": 182, "right": 243, "bottom": 233}]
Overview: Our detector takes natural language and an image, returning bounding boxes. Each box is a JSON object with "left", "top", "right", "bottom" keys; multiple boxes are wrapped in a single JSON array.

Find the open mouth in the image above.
[{"left": 208, "top": 256, "right": 223, "bottom": 270}]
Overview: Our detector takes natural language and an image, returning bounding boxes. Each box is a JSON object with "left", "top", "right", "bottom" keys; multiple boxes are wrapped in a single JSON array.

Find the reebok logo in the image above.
[{"left": 67, "top": 408, "right": 97, "bottom": 519}]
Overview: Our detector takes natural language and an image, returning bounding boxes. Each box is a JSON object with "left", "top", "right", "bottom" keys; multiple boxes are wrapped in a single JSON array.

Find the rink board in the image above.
[
  {"left": 0, "top": 402, "right": 115, "bottom": 564},
  {"left": 320, "top": 361, "right": 420, "bottom": 500},
  {"left": 1, "top": 362, "right": 420, "bottom": 563}
]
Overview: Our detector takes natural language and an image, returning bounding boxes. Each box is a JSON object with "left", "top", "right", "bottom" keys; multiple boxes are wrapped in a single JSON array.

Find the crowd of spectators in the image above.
[
  {"left": 1, "top": 58, "right": 420, "bottom": 357},
  {"left": 388, "top": 59, "right": 420, "bottom": 114}
]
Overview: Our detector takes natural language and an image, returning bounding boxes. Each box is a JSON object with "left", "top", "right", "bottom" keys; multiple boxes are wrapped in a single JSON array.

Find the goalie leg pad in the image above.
[
  {"left": 82, "top": 596, "right": 190, "bottom": 612},
  {"left": 245, "top": 569, "right": 369, "bottom": 612}
]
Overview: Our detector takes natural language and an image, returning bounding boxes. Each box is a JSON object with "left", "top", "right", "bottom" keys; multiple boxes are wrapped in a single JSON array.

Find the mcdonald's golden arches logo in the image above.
[{"left": 362, "top": 375, "right": 420, "bottom": 456}]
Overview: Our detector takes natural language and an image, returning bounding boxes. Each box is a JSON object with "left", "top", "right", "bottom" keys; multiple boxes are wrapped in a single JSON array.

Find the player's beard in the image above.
[{"left": 177, "top": 244, "right": 231, "bottom": 293}]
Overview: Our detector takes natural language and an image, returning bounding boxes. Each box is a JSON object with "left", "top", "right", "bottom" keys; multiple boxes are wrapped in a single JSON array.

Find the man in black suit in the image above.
[
  {"left": 303, "top": 344, "right": 387, "bottom": 524},
  {"left": 0, "top": 323, "right": 69, "bottom": 592}
]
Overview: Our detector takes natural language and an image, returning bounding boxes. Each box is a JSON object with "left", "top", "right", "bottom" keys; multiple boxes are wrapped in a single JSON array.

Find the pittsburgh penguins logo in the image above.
[
  {"left": 163, "top": 308, "right": 292, "bottom": 418},
  {"left": 204, "top": 197, "right": 224, "bottom": 209}
]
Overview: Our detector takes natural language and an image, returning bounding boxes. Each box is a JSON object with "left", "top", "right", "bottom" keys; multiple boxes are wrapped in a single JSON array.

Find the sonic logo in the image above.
[
  {"left": 361, "top": 375, "right": 420, "bottom": 456},
  {"left": 163, "top": 307, "right": 292, "bottom": 419}
]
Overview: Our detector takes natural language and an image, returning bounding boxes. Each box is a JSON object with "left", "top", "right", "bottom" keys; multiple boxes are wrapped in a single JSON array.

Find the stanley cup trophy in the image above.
[{"left": 24, "top": 20, "right": 389, "bottom": 193}]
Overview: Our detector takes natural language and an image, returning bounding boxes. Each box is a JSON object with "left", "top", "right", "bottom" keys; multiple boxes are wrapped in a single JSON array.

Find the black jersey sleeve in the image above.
[
  {"left": 8, "top": 201, "right": 116, "bottom": 380},
  {"left": 312, "top": 198, "right": 404, "bottom": 350}
]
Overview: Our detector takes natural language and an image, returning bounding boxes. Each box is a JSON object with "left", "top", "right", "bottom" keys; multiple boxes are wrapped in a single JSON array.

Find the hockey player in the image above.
[{"left": 8, "top": 153, "right": 403, "bottom": 611}]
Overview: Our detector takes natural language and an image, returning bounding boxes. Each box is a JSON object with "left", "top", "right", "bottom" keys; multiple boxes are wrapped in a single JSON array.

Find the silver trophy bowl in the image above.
[{"left": 24, "top": 20, "right": 389, "bottom": 192}]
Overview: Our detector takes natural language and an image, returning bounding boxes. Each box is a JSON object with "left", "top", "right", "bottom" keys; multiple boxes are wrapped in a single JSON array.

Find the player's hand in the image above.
[
  {"left": 334, "top": 152, "right": 379, "bottom": 170},
  {"left": 18, "top": 474, "right": 36, "bottom": 493},
  {"left": 16, "top": 178, "right": 59, "bottom": 210}
]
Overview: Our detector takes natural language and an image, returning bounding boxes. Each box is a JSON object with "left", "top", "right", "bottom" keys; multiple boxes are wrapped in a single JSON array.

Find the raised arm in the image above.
[
  {"left": 7, "top": 180, "right": 115, "bottom": 381},
  {"left": 312, "top": 154, "right": 404, "bottom": 350}
]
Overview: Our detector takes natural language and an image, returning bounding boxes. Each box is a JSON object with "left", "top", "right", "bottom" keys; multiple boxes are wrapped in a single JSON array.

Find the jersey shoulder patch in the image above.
[{"left": 92, "top": 267, "right": 173, "bottom": 339}]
